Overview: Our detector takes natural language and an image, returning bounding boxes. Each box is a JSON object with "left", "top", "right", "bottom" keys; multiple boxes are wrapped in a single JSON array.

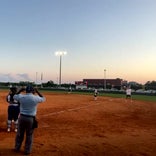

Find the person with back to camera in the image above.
[
  {"left": 13, "top": 85, "right": 46, "bottom": 155},
  {"left": 6, "top": 87, "right": 20, "bottom": 132}
]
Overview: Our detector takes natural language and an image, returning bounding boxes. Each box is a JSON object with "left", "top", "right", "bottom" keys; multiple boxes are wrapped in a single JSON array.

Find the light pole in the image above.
[
  {"left": 41, "top": 72, "right": 43, "bottom": 88},
  {"left": 55, "top": 51, "right": 67, "bottom": 86},
  {"left": 36, "top": 72, "right": 38, "bottom": 86},
  {"left": 104, "top": 69, "right": 106, "bottom": 90}
]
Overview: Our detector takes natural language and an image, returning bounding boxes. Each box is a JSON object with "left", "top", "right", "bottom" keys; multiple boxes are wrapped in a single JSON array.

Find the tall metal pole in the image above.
[
  {"left": 41, "top": 72, "right": 43, "bottom": 88},
  {"left": 36, "top": 72, "right": 38, "bottom": 86},
  {"left": 55, "top": 51, "right": 67, "bottom": 87},
  {"left": 104, "top": 69, "right": 106, "bottom": 90},
  {"left": 59, "top": 55, "right": 62, "bottom": 86},
  {"left": 103, "top": 70, "right": 105, "bottom": 89}
]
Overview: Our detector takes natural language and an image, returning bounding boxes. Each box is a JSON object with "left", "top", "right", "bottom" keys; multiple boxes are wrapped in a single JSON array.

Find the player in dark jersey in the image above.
[{"left": 6, "top": 87, "right": 20, "bottom": 132}]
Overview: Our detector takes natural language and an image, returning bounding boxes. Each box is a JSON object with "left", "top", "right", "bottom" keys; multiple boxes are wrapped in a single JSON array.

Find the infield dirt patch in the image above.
[{"left": 0, "top": 90, "right": 156, "bottom": 156}]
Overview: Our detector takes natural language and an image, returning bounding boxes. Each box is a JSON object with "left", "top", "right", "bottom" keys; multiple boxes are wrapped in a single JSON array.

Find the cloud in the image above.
[
  {"left": 0, "top": 73, "right": 33, "bottom": 82},
  {"left": 17, "top": 73, "right": 32, "bottom": 81},
  {"left": 0, "top": 73, "right": 15, "bottom": 82}
]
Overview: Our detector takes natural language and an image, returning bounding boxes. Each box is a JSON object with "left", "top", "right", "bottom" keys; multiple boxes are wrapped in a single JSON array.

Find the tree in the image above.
[
  {"left": 145, "top": 81, "right": 156, "bottom": 90},
  {"left": 129, "top": 82, "right": 143, "bottom": 90},
  {"left": 42, "top": 80, "right": 56, "bottom": 87}
]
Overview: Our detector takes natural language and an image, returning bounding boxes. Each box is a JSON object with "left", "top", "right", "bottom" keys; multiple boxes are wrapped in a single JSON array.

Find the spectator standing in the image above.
[{"left": 13, "top": 85, "right": 46, "bottom": 155}]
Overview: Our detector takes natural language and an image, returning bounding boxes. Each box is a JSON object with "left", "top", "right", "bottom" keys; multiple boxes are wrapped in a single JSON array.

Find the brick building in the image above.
[{"left": 75, "top": 78, "right": 127, "bottom": 90}]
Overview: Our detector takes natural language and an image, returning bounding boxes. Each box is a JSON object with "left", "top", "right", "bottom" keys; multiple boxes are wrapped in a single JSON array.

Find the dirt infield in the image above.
[{"left": 0, "top": 90, "right": 156, "bottom": 156}]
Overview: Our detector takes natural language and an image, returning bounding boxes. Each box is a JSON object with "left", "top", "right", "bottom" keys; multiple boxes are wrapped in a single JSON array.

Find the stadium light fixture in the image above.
[{"left": 55, "top": 51, "right": 67, "bottom": 86}]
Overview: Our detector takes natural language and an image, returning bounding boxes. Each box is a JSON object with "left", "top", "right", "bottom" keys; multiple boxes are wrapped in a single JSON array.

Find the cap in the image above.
[{"left": 26, "top": 85, "right": 34, "bottom": 93}]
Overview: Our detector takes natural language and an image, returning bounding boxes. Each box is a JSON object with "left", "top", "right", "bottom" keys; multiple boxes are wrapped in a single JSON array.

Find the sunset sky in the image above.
[{"left": 0, "top": 0, "right": 156, "bottom": 84}]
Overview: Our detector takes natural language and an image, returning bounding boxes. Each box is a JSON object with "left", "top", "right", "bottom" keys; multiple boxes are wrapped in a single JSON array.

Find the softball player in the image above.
[
  {"left": 6, "top": 87, "right": 20, "bottom": 132},
  {"left": 126, "top": 86, "right": 132, "bottom": 99},
  {"left": 94, "top": 89, "right": 98, "bottom": 100}
]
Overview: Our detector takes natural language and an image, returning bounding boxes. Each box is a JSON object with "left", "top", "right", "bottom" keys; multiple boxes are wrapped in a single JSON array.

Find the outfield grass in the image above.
[
  {"left": 100, "top": 93, "right": 156, "bottom": 102},
  {"left": 1, "top": 88, "right": 156, "bottom": 103},
  {"left": 72, "top": 91, "right": 156, "bottom": 102}
]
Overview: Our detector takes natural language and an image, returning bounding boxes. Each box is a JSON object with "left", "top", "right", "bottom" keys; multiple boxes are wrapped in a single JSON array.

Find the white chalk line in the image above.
[
  {"left": 41, "top": 97, "right": 129, "bottom": 118},
  {"left": 42, "top": 102, "right": 101, "bottom": 117}
]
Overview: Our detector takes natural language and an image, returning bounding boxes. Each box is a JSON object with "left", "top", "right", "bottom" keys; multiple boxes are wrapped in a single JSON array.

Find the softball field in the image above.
[{"left": 0, "top": 90, "right": 156, "bottom": 156}]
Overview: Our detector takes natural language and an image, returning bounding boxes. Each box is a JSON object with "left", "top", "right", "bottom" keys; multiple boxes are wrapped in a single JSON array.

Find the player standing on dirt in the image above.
[
  {"left": 13, "top": 85, "right": 46, "bottom": 155},
  {"left": 126, "top": 86, "right": 132, "bottom": 100},
  {"left": 6, "top": 87, "right": 20, "bottom": 132},
  {"left": 94, "top": 89, "right": 98, "bottom": 100}
]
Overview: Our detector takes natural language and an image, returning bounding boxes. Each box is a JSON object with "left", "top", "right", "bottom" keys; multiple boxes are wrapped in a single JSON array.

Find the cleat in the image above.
[
  {"left": 24, "top": 151, "right": 30, "bottom": 155},
  {"left": 7, "top": 128, "right": 11, "bottom": 132}
]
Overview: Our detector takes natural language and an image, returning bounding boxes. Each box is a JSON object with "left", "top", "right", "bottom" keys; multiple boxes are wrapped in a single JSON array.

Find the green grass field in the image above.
[
  {"left": 99, "top": 93, "right": 156, "bottom": 102},
  {"left": 2, "top": 88, "right": 156, "bottom": 103},
  {"left": 71, "top": 91, "right": 156, "bottom": 102}
]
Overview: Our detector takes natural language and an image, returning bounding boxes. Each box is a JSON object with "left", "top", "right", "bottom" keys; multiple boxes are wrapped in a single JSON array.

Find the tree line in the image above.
[
  {"left": 0, "top": 80, "right": 75, "bottom": 89},
  {"left": 0, "top": 80, "right": 156, "bottom": 91}
]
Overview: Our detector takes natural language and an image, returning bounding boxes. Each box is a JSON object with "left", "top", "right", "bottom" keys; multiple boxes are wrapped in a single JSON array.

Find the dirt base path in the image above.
[{"left": 0, "top": 91, "right": 156, "bottom": 156}]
